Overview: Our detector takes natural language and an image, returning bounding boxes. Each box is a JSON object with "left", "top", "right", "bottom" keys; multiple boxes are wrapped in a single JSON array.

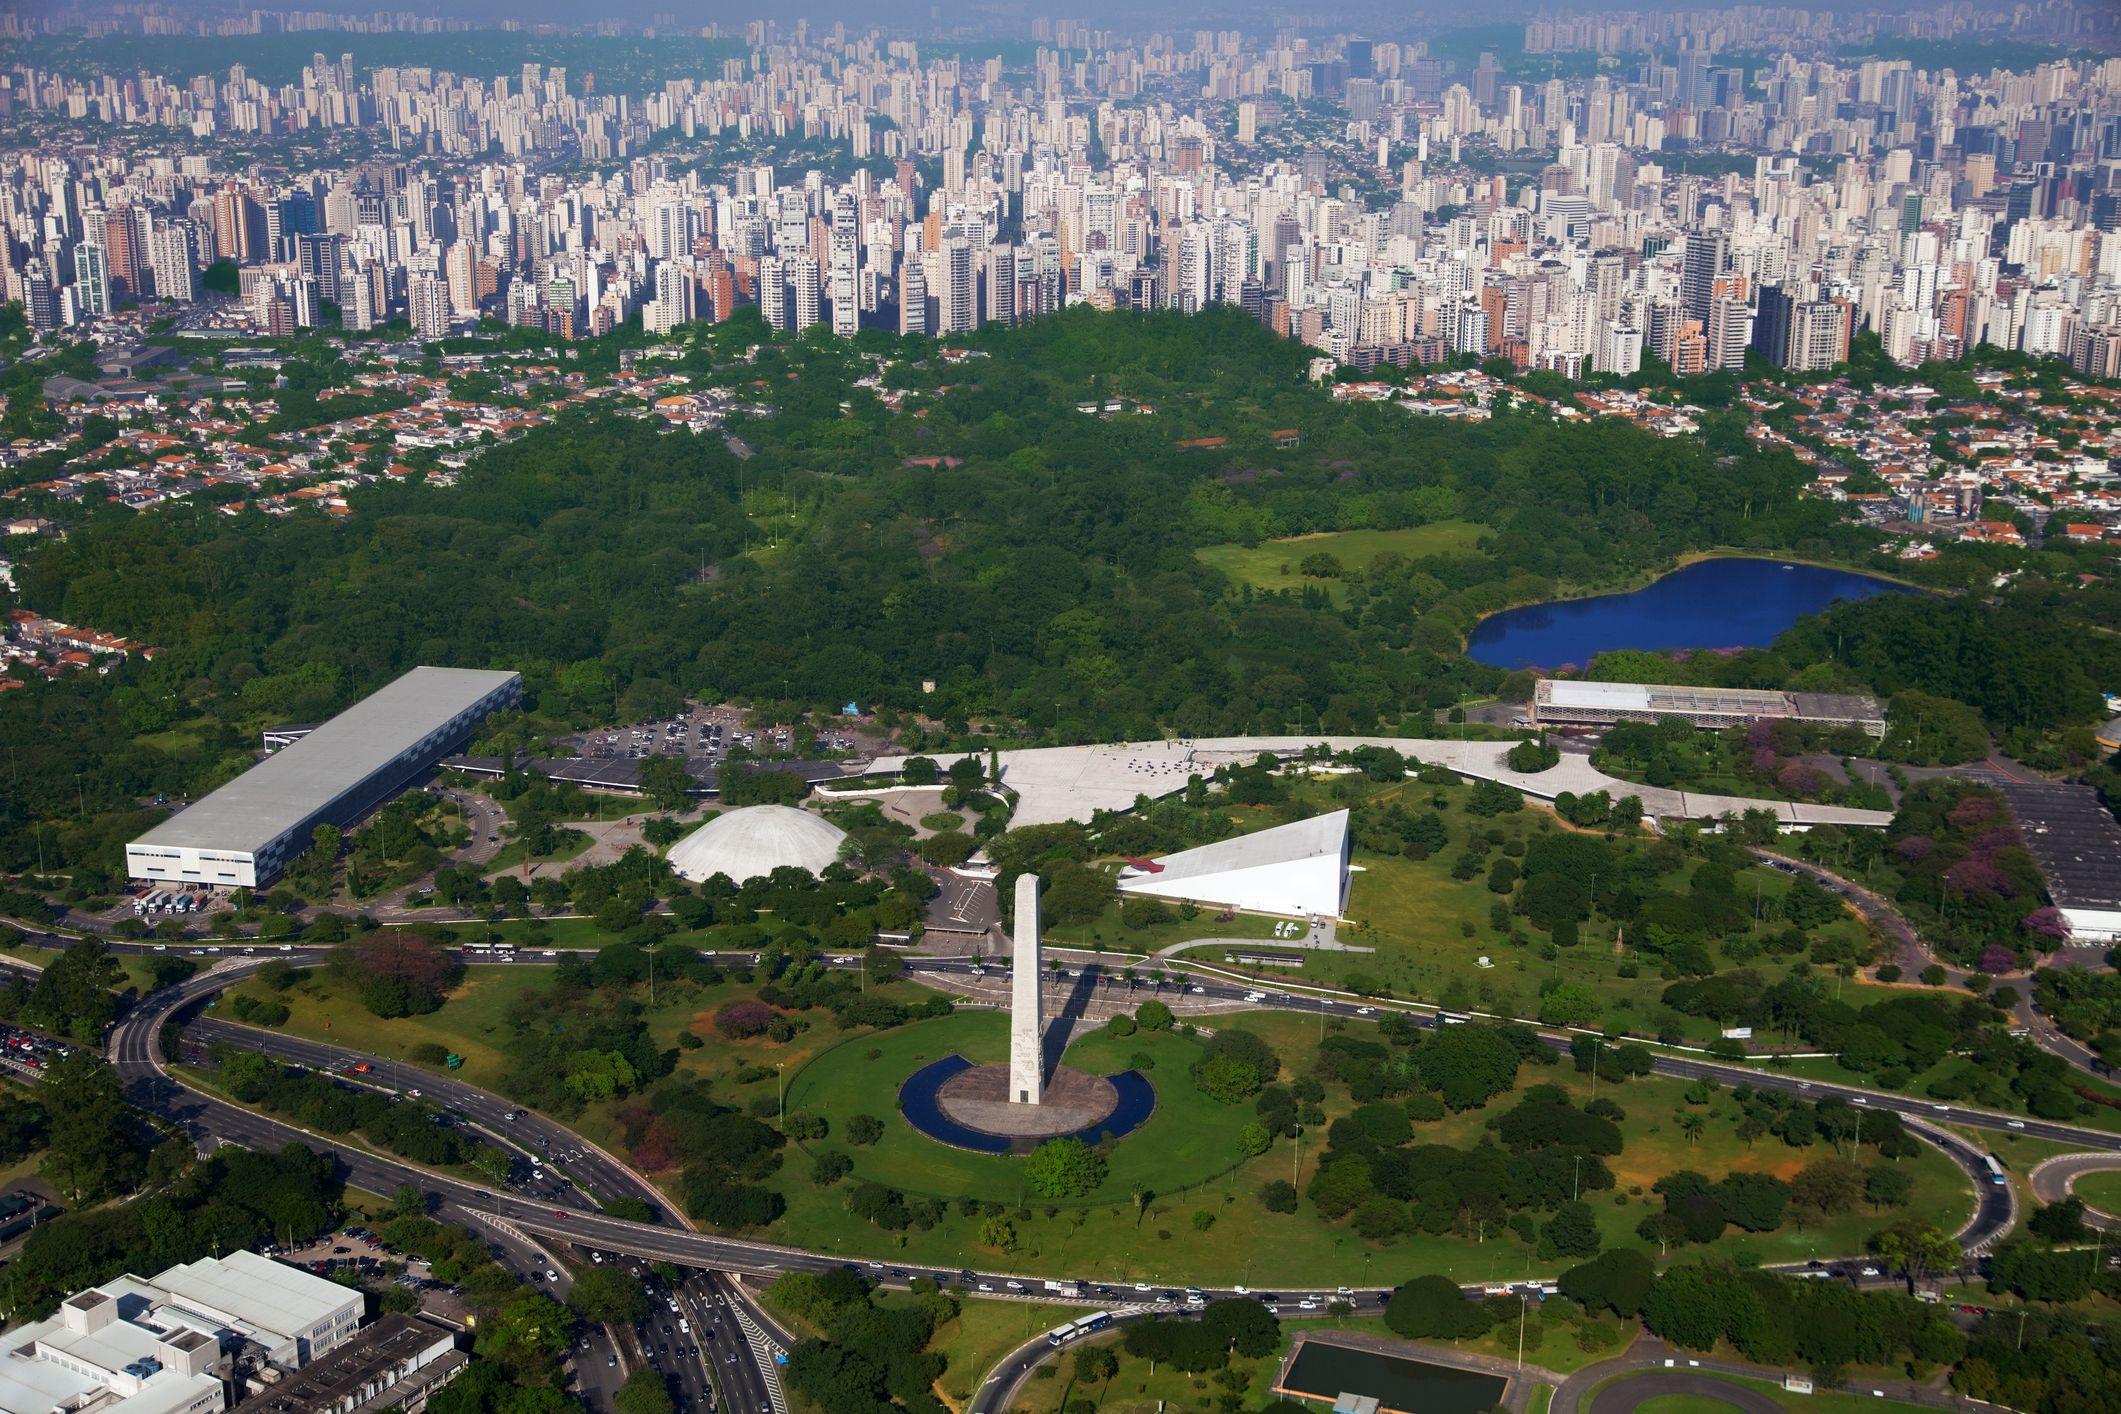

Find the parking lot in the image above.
[
  {"left": 0, "top": 1024, "right": 73, "bottom": 1079},
  {"left": 566, "top": 702, "right": 881, "bottom": 766}
]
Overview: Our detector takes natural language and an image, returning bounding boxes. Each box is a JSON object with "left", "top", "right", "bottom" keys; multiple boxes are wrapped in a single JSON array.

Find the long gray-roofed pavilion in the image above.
[{"left": 126, "top": 666, "right": 520, "bottom": 889}]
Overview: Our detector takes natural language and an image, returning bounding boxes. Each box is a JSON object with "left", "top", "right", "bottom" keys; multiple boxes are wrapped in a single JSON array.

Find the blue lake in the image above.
[{"left": 1465, "top": 558, "right": 1911, "bottom": 671}]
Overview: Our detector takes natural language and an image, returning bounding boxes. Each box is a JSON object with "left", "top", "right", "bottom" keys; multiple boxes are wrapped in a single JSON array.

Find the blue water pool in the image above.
[{"left": 898, "top": 1055, "right": 1156, "bottom": 1155}]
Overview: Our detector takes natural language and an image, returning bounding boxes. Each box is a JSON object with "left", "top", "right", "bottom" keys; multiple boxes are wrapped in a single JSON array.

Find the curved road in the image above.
[
  {"left": 69, "top": 940, "right": 2064, "bottom": 1412},
  {"left": 2028, "top": 1152, "right": 2121, "bottom": 1230},
  {"left": 89, "top": 949, "right": 2064, "bottom": 1269},
  {"left": 1587, "top": 1371, "right": 1782, "bottom": 1414}
]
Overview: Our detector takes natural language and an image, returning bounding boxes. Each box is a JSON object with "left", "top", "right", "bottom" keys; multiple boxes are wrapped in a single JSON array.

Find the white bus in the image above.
[{"left": 1046, "top": 1313, "right": 1113, "bottom": 1347}]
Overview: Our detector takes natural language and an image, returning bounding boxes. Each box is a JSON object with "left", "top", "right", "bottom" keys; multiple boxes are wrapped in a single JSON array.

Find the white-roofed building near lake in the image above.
[
  {"left": 126, "top": 666, "right": 521, "bottom": 890},
  {"left": 1117, "top": 809, "right": 1352, "bottom": 920},
  {"left": 666, "top": 804, "right": 849, "bottom": 884},
  {"left": 1531, "top": 678, "right": 1884, "bottom": 735}
]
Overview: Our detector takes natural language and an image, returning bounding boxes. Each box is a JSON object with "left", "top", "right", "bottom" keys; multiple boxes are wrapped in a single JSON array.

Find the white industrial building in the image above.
[
  {"left": 126, "top": 666, "right": 521, "bottom": 889},
  {"left": 0, "top": 1250, "right": 363, "bottom": 1414},
  {"left": 666, "top": 804, "right": 849, "bottom": 884},
  {"left": 1117, "top": 809, "right": 1352, "bottom": 920},
  {"left": 1531, "top": 678, "right": 1885, "bottom": 735}
]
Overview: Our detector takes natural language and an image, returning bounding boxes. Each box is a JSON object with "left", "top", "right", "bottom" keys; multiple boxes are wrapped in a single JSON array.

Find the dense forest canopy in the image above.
[{"left": 1, "top": 307, "right": 2110, "bottom": 874}]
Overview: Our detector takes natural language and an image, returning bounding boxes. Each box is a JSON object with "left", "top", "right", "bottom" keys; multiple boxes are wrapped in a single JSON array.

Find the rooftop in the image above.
[
  {"left": 132, "top": 666, "right": 519, "bottom": 855},
  {"left": 148, "top": 1250, "right": 360, "bottom": 1341}
]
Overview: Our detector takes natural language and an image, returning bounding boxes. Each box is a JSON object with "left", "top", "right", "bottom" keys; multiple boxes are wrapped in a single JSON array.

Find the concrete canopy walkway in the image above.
[{"left": 873, "top": 736, "right": 1895, "bottom": 831}]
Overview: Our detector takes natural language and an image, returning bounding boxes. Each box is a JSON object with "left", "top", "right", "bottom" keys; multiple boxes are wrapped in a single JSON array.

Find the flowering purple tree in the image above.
[
  {"left": 2022, "top": 907, "right": 2071, "bottom": 942},
  {"left": 1976, "top": 943, "right": 2021, "bottom": 974},
  {"left": 1945, "top": 854, "right": 2008, "bottom": 898}
]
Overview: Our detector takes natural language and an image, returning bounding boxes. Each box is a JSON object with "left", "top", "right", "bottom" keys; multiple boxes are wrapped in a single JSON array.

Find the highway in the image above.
[
  {"left": 105, "top": 952, "right": 2049, "bottom": 1287},
  {"left": 178, "top": 1000, "right": 742, "bottom": 1410},
  {"left": 44, "top": 932, "right": 2072, "bottom": 1414}
]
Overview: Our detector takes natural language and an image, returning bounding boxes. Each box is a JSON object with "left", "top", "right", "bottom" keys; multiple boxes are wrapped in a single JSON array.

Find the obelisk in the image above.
[{"left": 1010, "top": 873, "right": 1043, "bottom": 1106}]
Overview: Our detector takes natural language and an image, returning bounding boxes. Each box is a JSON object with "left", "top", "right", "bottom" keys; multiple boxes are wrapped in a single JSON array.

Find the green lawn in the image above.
[
  {"left": 215, "top": 964, "right": 534, "bottom": 1090},
  {"left": 220, "top": 961, "right": 951, "bottom": 1176},
  {"left": 0, "top": 939, "right": 168, "bottom": 998},
  {"left": 758, "top": 1004, "right": 1975, "bottom": 1286},
  {"left": 485, "top": 829, "right": 595, "bottom": 875},
  {"left": 1250, "top": 785, "right": 1878, "bottom": 1049},
  {"left": 927, "top": 1297, "right": 1092, "bottom": 1406},
  {"left": 2068, "top": 1168, "right": 2121, "bottom": 1215},
  {"left": 1591, "top": 1371, "right": 1932, "bottom": 1414},
  {"left": 778, "top": 1011, "right": 1253, "bottom": 1210},
  {"left": 1410, "top": 1067, "right": 1976, "bottom": 1274},
  {"left": 1040, "top": 883, "right": 1284, "bottom": 954},
  {"left": 1196, "top": 522, "right": 1490, "bottom": 604}
]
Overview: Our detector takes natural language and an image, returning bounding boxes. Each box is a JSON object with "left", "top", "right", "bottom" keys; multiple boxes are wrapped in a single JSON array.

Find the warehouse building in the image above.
[
  {"left": 127, "top": 666, "right": 521, "bottom": 890},
  {"left": 1531, "top": 679, "right": 1885, "bottom": 736},
  {"left": 1999, "top": 780, "right": 2121, "bottom": 944}
]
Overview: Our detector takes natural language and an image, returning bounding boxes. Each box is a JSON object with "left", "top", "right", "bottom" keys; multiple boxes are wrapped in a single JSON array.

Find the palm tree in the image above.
[{"left": 1680, "top": 1113, "right": 1706, "bottom": 1146}]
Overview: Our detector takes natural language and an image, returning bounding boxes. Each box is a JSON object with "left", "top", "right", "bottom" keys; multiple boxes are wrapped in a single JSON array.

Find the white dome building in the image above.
[{"left": 666, "top": 805, "right": 849, "bottom": 884}]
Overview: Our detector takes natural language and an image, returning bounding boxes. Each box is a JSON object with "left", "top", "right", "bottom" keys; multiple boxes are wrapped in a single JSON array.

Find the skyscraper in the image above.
[
  {"left": 1681, "top": 229, "right": 1727, "bottom": 324},
  {"left": 408, "top": 272, "right": 449, "bottom": 340}
]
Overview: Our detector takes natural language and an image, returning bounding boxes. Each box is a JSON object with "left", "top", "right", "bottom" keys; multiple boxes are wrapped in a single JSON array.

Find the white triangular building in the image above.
[{"left": 1117, "top": 809, "right": 1351, "bottom": 920}]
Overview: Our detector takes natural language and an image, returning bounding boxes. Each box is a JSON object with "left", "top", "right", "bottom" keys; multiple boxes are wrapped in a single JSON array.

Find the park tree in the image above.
[
  {"left": 1540, "top": 1201, "right": 1603, "bottom": 1259},
  {"left": 1192, "top": 1029, "right": 1279, "bottom": 1103},
  {"left": 1023, "top": 1138, "right": 1108, "bottom": 1198},
  {"left": 1558, "top": 1248, "right": 1655, "bottom": 1317},
  {"left": 1385, "top": 1276, "right": 1495, "bottom": 1340},
  {"left": 635, "top": 755, "right": 695, "bottom": 812},
  {"left": 1869, "top": 1220, "right": 1962, "bottom": 1288},
  {"left": 41, "top": 1052, "right": 146, "bottom": 1203},
  {"left": 613, "top": 1370, "right": 677, "bottom": 1414},
  {"left": 567, "top": 1267, "right": 650, "bottom": 1325},
  {"left": 1415, "top": 1025, "right": 1523, "bottom": 1110}
]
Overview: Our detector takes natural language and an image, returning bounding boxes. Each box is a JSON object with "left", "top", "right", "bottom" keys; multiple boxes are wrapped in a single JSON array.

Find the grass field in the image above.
[
  {"left": 762, "top": 1002, "right": 1974, "bottom": 1285},
  {"left": 0, "top": 938, "right": 169, "bottom": 998},
  {"left": 1039, "top": 887, "right": 1284, "bottom": 954},
  {"left": 484, "top": 830, "right": 594, "bottom": 875},
  {"left": 778, "top": 1010, "right": 1253, "bottom": 1209},
  {"left": 2067, "top": 1168, "right": 2121, "bottom": 1215},
  {"left": 215, "top": 962, "right": 948, "bottom": 1166},
  {"left": 1196, "top": 522, "right": 1491, "bottom": 603},
  {"left": 1592, "top": 1371, "right": 1932, "bottom": 1414},
  {"left": 1215, "top": 775, "right": 1887, "bottom": 1049},
  {"left": 1411, "top": 1066, "right": 1975, "bottom": 1273},
  {"left": 927, "top": 1297, "right": 1093, "bottom": 1406}
]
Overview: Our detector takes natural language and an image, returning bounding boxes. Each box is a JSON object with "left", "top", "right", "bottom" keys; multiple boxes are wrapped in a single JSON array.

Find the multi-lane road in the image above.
[
  {"left": 107, "top": 949, "right": 2078, "bottom": 1269},
  {"left": 4, "top": 923, "right": 2092, "bottom": 1410}
]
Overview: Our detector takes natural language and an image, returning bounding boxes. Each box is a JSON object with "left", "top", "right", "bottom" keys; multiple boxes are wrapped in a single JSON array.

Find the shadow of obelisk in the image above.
[{"left": 1009, "top": 872, "right": 1044, "bottom": 1106}]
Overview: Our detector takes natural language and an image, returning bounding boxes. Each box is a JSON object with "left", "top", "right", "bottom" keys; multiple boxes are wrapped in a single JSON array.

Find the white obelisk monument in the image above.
[{"left": 1010, "top": 873, "right": 1044, "bottom": 1106}]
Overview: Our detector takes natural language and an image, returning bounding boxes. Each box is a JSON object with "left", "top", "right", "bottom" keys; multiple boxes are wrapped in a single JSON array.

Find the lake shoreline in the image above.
[{"left": 1463, "top": 554, "right": 1919, "bottom": 671}]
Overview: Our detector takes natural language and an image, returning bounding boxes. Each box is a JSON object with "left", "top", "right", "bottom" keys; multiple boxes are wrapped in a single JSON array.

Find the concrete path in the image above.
[
  {"left": 1154, "top": 918, "right": 1371, "bottom": 958},
  {"left": 872, "top": 737, "right": 1896, "bottom": 831}
]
